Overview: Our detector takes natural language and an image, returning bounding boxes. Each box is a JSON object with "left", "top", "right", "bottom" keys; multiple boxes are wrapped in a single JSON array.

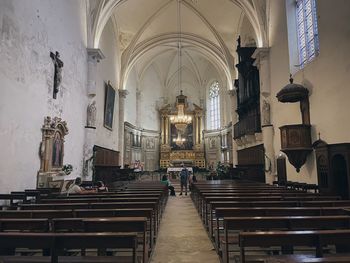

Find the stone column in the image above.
[
  {"left": 87, "top": 48, "right": 105, "bottom": 95},
  {"left": 136, "top": 89, "right": 141, "bottom": 127},
  {"left": 167, "top": 117, "right": 170, "bottom": 145},
  {"left": 160, "top": 115, "right": 165, "bottom": 144},
  {"left": 83, "top": 49, "right": 104, "bottom": 179},
  {"left": 229, "top": 89, "right": 238, "bottom": 166},
  {"left": 253, "top": 48, "right": 276, "bottom": 184},
  {"left": 199, "top": 115, "right": 203, "bottom": 144},
  {"left": 195, "top": 115, "right": 199, "bottom": 145},
  {"left": 198, "top": 116, "right": 201, "bottom": 144},
  {"left": 118, "top": 90, "right": 129, "bottom": 167}
]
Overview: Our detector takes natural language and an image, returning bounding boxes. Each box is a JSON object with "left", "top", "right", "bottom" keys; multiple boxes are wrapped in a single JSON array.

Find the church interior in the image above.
[{"left": 1, "top": 0, "right": 350, "bottom": 262}]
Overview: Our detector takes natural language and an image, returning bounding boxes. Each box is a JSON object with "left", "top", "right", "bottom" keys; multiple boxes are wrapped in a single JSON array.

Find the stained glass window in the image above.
[
  {"left": 209, "top": 81, "right": 220, "bottom": 129},
  {"left": 296, "top": 0, "right": 319, "bottom": 67}
]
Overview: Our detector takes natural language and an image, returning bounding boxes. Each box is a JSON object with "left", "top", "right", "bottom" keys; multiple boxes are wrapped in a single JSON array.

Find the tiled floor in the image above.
[{"left": 150, "top": 194, "right": 220, "bottom": 263}]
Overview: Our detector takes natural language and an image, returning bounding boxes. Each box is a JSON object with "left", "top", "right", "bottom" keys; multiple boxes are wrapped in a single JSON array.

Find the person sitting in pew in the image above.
[
  {"left": 161, "top": 175, "right": 176, "bottom": 196},
  {"left": 67, "top": 177, "right": 96, "bottom": 195}
]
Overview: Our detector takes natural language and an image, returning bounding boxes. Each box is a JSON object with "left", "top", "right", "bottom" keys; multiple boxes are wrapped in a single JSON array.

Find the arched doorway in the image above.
[{"left": 332, "top": 154, "right": 349, "bottom": 199}]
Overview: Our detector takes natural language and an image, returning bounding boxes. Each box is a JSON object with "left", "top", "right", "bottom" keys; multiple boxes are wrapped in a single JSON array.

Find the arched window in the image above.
[
  {"left": 209, "top": 81, "right": 220, "bottom": 129},
  {"left": 296, "top": 0, "right": 319, "bottom": 68}
]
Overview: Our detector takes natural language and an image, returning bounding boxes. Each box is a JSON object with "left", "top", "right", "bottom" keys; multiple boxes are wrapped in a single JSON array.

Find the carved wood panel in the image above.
[
  {"left": 94, "top": 145, "right": 119, "bottom": 167},
  {"left": 238, "top": 144, "right": 264, "bottom": 166}
]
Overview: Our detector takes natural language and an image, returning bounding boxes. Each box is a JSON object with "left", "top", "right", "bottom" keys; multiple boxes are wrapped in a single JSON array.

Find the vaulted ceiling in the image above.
[{"left": 89, "top": 0, "right": 267, "bottom": 90}]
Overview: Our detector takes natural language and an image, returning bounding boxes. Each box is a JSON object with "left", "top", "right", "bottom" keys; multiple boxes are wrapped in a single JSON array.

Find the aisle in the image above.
[{"left": 150, "top": 194, "right": 220, "bottom": 263}]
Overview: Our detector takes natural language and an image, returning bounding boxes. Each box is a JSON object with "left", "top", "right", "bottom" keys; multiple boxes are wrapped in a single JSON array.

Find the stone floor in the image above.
[{"left": 150, "top": 193, "right": 220, "bottom": 263}]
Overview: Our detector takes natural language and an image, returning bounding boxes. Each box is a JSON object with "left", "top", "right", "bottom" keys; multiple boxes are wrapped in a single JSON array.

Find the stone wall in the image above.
[
  {"left": 0, "top": 0, "right": 88, "bottom": 192},
  {"left": 268, "top": 0, "right": 350, "bottom": 183}
]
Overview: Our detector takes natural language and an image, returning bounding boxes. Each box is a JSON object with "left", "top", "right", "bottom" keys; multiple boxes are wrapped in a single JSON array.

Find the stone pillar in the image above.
[
  {"left": 118, "top": 90, "right": 129, "bottom": 167},
  {"left": 195, "top": 115, "right": 199, "bottom": 145},
  {"left": 253, "top": 48, "right": 276, "bottom": 184},
  {"left": 136, "top": 89, "right": 141, "bottom": 127},
  {"left": 87, "top": 48, "right": 105, "bottom": 95},
  {"left": 167, "top": 117, "right": 170, "bottom": 145},
  {"left": 83, "top": 49, "right": 104, "bottom": 179},
  {"left": 229, "top": 89, "right": 238, "bottom": 166},
  {"left": 161, "top": 115, "right": 165, "bottom": 144},
  {"left": 262, "top": 125, "right": 275, "bottom": 184},
  {"left": 199, "top": 115, "right": 203, "bottom": 144}
]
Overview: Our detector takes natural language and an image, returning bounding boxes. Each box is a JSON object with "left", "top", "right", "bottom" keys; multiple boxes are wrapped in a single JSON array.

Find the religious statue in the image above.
[
  {"left": 86, "top": 100, "right": 97, "bottom": 128},
  {"left": 50, "top": 51, "right": 64, "bottom": 99},
  {"left": 262, "top": 99, "right": 271, "bottom": 125},
  {"left": 52, "top": 132, "right": 63, "bottom": 167}
]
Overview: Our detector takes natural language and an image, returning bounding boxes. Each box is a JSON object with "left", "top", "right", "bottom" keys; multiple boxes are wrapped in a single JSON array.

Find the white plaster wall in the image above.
[
  {"left": 95, "top": 19, "right": 120, "bottom": 151},
  {"left": 0, "top": 0, "right": 88, "bottom": 193},
  {"left": 222, "top": 85, "right": 231, "bottom": 125},
  {"left": 268, "top": 0, "right": 350, "bottom": 184},
  {"left": 166, "top": 80, "right": 201, "bottom": 108},
  {"left": 240, "top": 15, "right": 257, "bottom": 47},
  {"left": 124, "top": 68, "right": 138, "bottom": 126},
  {"left": 140, "top": 66, "right": 163, "bottom": 131}
]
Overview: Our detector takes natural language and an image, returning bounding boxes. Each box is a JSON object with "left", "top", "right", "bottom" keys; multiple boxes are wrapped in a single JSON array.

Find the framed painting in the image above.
[
  {"left": 170, "top": 123, "right": 193, "bottom": 150},
  {"left": 104, "top": 82, "right": 116, "bottom": 130}
]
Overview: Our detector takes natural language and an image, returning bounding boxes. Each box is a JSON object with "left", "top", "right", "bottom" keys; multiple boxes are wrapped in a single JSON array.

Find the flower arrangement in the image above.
[{"left": 62, "top": 164, "right": 73, "bottom": 175}]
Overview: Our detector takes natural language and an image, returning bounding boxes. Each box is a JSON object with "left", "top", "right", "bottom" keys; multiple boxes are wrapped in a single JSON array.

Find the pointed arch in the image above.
[{"left": 122, "top": 33, "right": 233, "bottom": 91}]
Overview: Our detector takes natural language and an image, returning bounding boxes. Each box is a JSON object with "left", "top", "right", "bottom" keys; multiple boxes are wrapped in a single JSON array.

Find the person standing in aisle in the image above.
[{"left": 179, "top": 166, "right": 189, "bottom": 195}]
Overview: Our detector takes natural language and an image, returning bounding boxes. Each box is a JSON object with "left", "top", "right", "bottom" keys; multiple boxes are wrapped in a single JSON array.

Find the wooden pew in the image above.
[
  {"left": 0, "top": 194, "right": 26, "bottom": 206},
  {"left": 239, "top": 229, "right": 350, "bottom": 263},
  {"left": 18, "top": 202, "right": 160, "bottom": 241},
  {"left": 212, "top": 207, "right": 348, "bottom": 248},
  {"left": 194, "top": 192, "right": 332, "bottom": 214},
  {"left": 202, "top": 196, "right": 340, "bottom": 225},
  {"left": 0, "top": 208, "right": 156, "bottom": 249},
  {"left": 221, "top": 216, "right": 350, "bottom": 263},
  {"left": 75, "top": 208, "right": 155, "bottom": 247},
  {"left": 52, "top": 217, "right": 149, "bottom": 262},
  {"left": 205, "top": 199, "right": 350, "bottom": 234},
  {"left": 0, "top": 219, "right": 49, "bottom": 232},
  {"left": 265, "top": 254, "right": 350, "bottom": 262},
  {"left": 0, "top": 210, "right": 74, "bottom": 219},
  {"left": 0, "top": 232, "right": 138, "bottom": 263}
]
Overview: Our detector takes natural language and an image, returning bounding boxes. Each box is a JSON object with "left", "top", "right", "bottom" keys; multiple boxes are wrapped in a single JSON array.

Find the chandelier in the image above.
[
  {"left": 170, "top": 0, "right": 192, "bottom": 147},
  {"left": 170, "top": 103, "right": 192, "bottom": 132},
  {"left": 173, "top": 132, "right": 186, "bottom": 146}
]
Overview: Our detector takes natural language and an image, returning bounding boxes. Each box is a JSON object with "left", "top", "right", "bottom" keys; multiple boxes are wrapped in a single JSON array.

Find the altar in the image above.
[
  {"left": 167, "top": 167, "right": 193, "bottom": 173},
  {"left": 159, "top": 91, "right": 205, "bottom": 168}
]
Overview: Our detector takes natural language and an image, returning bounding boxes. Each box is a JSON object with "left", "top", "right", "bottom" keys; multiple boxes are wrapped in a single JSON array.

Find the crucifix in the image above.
[{"left": 50, "top": 51, "right": 64, "bottom": 99}]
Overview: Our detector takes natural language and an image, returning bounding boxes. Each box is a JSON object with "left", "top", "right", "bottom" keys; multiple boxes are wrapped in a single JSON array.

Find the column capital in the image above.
[
  {"left": 252, "top": 48, "right": 270, "bottom": 69},
  {"left": 87, "top": 48, "right": 105, "bottom": 63},
  {"left": 119, "top": 89, "right": 129, "bottom": 99}
]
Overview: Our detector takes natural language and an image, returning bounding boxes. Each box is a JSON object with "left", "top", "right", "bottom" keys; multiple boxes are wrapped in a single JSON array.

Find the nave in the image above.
[
  {"left": 2, "top": 177, "right": 350, "bottom": 262},
  {"left": 150, "top": 194, "right": 220, "bottom": 263}
]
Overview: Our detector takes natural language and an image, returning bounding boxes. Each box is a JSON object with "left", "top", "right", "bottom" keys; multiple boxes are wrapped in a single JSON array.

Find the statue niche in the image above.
[
  {"left": 52, "top": 132, "right": 64, "bottom": 167},
  {"left": 37, "top": 116, "right": 69, "bottom": 187},
  {"left": 86, "top": 100, "right": 97, "bottom": 128}
]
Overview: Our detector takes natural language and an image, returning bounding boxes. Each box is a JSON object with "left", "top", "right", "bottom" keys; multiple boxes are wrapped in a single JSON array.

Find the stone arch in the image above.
[
  {"left": 122, "top": 33, "right": 233, "bottom": 91},
  {"left": 90, "top": 0, "right": 268, "bottom": 48}
]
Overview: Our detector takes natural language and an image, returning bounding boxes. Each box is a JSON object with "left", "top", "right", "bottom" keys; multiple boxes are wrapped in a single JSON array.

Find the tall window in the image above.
[
  {"left": 209, "top": 81, "right": 220, "bottom": 129},
  {"left": 296, "top": 0, "right": 319, "bottom": 68}
]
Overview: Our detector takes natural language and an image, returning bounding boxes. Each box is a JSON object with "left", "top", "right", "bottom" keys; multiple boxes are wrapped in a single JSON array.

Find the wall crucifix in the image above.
[{"left": 50, "top": 51, "right": 64, "bottom": 99}]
